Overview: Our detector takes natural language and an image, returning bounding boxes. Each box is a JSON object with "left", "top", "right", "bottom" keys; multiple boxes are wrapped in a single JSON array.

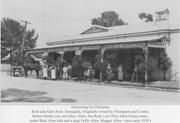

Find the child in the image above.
[
  {"left": 63, "top": 65, "right": 68, "bottom": 80},
  {"left": 89, "top": 66, "right": 95, "bottom": 81},
  {"left": 83, "top": 68, "right": 88, "bottom": 81}
]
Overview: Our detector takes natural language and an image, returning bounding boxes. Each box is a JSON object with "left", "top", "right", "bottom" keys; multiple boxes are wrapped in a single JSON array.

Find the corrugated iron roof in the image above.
[
  {"left": 38, "top": 35, "right": 165, "bottom": 49},
  {"left": 46, "top": 21, "right": 179, "bottom": 46}
]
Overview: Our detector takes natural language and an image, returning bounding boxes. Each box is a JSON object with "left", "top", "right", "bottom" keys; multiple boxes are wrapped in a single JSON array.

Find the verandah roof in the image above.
[{"left": 32, "top": 35, "right": 165, "bottom": 51}]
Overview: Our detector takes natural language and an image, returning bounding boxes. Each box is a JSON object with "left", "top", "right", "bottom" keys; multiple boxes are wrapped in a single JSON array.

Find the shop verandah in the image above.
[{"left": 26, "top": 35, "right": 168, "bottom": 85}]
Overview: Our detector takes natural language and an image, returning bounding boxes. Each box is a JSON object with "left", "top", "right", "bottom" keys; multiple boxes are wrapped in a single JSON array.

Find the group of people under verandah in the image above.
[
  {"left": 21, "top": 52, "right": 150, "bottom": 83},
  {"left": 41, "top": 63, "right": 123, "bottom": 82},
  {"left": 9, "top": 43, "right": 172, "bottom": 83},
  {"left": 22, "top": 46, "right": 168, "bottom": 83},
  {"left": 15, "top": 48, "right": 164, "bottom": 85},
  {"left": 106, "top": 64, "right": 123, "bottom": 82},
  {"left": 22, "top": 57, "right": 125, "bottom": 83},
  {"left": 41, "top": 59, "right": 73, "bottom": 80},
  {"left": 40, "top": 57, "right": 97, "bottom": 81}
]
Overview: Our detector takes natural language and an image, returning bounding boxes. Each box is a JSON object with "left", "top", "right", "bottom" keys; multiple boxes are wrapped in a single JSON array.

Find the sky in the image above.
[{"left": 1, "top": 0, "right": 180, "bottom": 48}]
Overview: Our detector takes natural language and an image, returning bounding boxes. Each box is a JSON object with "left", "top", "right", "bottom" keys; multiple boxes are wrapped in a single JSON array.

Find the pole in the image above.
[
  {"left": 143, "top": 43, "right": 149, "bottom": 86},
  {"left": 100, "top": 48, "right": 105, "bottom": 81}
]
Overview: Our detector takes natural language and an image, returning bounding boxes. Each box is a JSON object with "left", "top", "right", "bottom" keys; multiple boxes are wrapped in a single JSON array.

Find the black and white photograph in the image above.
[{"left": 1, "top": 0, "right": 180, "bottom": 105}]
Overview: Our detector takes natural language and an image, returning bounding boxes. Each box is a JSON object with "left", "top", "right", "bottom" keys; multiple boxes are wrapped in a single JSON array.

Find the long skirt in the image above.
[
  {"left": 63, "top": 72, "right": 68, "bottom": 79},
  {"left": 51, "top": 69, "right": 56, "bottom": 79},
  {"left": 118, "top": 70, "right": 123, "bottom": 80},
  {"left": 42, "top": 67, "right": 48, "bottom": 78},
  {"left": 107, "top": 73, "right": 112, "bottom": 82}
]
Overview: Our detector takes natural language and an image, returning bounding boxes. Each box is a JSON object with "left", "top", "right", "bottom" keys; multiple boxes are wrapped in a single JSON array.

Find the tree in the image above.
[
  {"left": 72, "top": 55, "right": 83, "bottom": 80},
  {"left": 133, "top": 54, "right": 159, "bottom": 81},
  {"left": 95, "top": 52, "right": 105, "bottom": 72},
  {"left": 95, "top": 51, "right": 107, "bottom": 81},
  {"left": 1, "top": 17, "right": 38, "bottom": 64},
  {"left": 138, "top": 12, "right": 153, "bottom": 22},
  {"left": 159, "top": 51, "right": 172, "bottom": 81},
  {"left": 91, "top": 11, "right": 128, "bottom": 27}
]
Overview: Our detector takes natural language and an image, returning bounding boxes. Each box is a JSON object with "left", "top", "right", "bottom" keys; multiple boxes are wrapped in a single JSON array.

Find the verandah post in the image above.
[
  {"left": 143, "top": 42, "right": 149, "bottom": 86},
  {"left": 100, "top": 48, "right": 105, "bottom": 81}
]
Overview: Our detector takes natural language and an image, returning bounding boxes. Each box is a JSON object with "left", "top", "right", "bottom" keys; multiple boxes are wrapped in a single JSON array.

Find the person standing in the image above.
[
  {"left": 89, "top": 66, "right": 95, "bottom": 81},
  {"left": 106, "top": 64, "right": 112, "bottom": 82},
  {"left": 35, "top": 61, "right": 40, "bottom": 78},
  {"left": 49, "top": 64, "right": 56, "bottom": 80},
  {"left": 67, "top": 64, "right": 72, "bottom": 79},
  {"left": 131, "top": 64, "right": 138, "bottom": 82},
  {"left": 41, "top": 60, "right": 48, "bottom": 79},
  {"left": 56, "top": 62, "right": 60, "bottom": 80},
  {"left": 117, "top": 64, "right": 123, "bottom": 81},
  {"left": 63, "top": 65, "right": 68, "bottom": 80},
  {"left": 83, "top": 68, "right": 88, "bottom": 81},
  {"left": 59, "top": 65, "right": 63, "bottom": 80}
]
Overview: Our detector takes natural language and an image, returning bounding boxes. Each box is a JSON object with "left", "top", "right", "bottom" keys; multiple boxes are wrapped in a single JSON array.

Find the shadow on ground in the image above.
[
  {"left": 54, "top": 98, "right": 77, "bottom": 103},
  {"left": 1, "top": 88, "right": 54, "bottom": 102}
]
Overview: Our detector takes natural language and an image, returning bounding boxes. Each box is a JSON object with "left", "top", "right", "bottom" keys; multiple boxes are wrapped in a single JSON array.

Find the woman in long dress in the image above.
[
  {"left": 41, "top": 60, "right": 48, "bottom": 79},
  {"left": 106, "top": 64, "right": 112, "bottom": 82},
  {"left": 49, "top": 65, "right": 56, "bottom": 80},
  {"left": 117, "top": 64, "right": 123, "bottom": 81},
  {"left": 67, "top": 64, "right": 72, "bottom": 79}
]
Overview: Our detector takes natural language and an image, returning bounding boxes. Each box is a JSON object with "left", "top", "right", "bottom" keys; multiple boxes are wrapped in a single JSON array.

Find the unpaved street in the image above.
[{"left": 1, "top": 72, "right": 180, "bottom": 104}]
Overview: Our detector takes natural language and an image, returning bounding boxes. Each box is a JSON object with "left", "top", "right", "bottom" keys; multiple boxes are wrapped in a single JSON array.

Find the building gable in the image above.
[{"left": 81, "top": 25, "right": 109, "bottom": 35}]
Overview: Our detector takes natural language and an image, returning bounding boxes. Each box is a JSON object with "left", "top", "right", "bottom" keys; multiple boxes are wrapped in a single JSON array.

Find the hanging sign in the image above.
[
  {"left": 63, "top": 46, "right": 79, "bottom": 51},
  {"left": 103, "top": 42, "right": 144, "bottom": 49}
]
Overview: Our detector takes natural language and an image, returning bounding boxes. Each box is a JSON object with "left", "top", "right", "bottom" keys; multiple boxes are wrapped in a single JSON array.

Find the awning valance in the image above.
[
  {"left": 45, "top": 35, "right": 166, "bottom": 48},
  {"left": 27, "top": 35, "right": 167, "bottom": 55}
]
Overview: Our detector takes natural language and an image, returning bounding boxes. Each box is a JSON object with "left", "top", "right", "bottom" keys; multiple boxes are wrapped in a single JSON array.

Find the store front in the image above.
[
  {"left": 103, "top": 48, "right": 141, "bottom": 81},
  {"left": 26, "top": 12, "right": 179, "bottom": 83}
]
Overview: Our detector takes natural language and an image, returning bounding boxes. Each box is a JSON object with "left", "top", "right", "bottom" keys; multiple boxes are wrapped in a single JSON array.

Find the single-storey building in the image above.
[{"left": 26, "top": 9, "right": 180, "bottom": 83}]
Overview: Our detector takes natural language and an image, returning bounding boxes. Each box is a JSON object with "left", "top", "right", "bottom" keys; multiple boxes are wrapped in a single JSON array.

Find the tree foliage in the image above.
[
  {"left": 134, "top": 55, "right": 160, "bottom": 81},
  {"left": 134, "top": 50, "right": 172, "bottom": 81},
  {"left": 159, "top": 51, "right": 172, "bottom": 80},
  {"left": 94, "top": 51, "right": 108, "bottom": 81},
  {"left": 138, "top": 12, "right": 153, "bottom": 22},
  {"left": 91, "top": 11, "right": 128, "bottom": 27},
  {"left": 71, "top": 55, "right": 83, "bottom": 77},
  {"left": 1, "top": 17, "right": 38, "bottom": 64},
  {"left": 95, "top": 52, "right": 106, "bottom": 72}
]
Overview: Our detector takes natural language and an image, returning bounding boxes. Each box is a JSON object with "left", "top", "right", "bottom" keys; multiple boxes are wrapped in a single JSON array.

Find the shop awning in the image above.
[{"left": 46, "top": 35, "right": 166, "bottom": 48}]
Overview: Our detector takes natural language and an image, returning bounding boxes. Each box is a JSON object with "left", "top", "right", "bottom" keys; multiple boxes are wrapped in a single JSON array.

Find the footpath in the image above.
[
  {"left": 72, "top": 79, "right": 180, "bottom": 92},
  {"left": 1, "top": 71, "right": 179, "bottom": 92}
]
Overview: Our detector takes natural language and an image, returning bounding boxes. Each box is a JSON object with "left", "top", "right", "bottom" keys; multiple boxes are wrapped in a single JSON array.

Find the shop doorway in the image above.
[
  {"left": 104, "top": 48, "right": 143, "bottom": 81},
  {"left": 81, "top": 50, "right": 100, "bottom": 79}
]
